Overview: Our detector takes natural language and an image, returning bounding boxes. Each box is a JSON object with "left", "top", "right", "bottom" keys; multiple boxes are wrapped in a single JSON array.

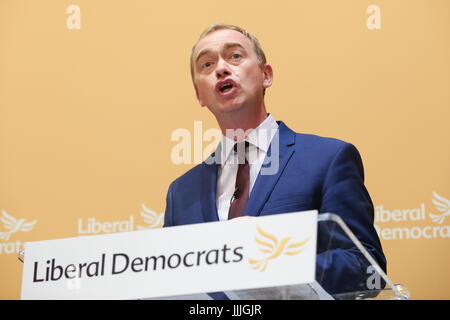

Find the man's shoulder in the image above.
[
  {"left": 278, "top": 122, "right": 360, "bottom": 162},
  {"left": 296, "top": 131, "right": 347, "bottom": 145},
  {"left": 289, "top": 130, "right": 363, "bottom": 167},
  {"left": 292, "top": 131, "right": 352, "bottom": 154},
  {"left": 169, "top": 162, "right": 210, "bottom": 188},
  {"left": 278, "top": 121, "right": 351, "bottom": 151}
]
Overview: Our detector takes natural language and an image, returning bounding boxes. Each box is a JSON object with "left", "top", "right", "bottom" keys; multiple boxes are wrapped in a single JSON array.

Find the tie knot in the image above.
[
  {"left": 233, "top": 141, "right": 249, "bottom": 164},
  {"left": 233, "top": 141, "right": 249, "bottom": 152}
]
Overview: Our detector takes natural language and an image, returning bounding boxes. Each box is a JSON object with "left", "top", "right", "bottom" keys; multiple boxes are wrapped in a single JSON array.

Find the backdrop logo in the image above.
[
  {"left": 0, "top": 210, "right": 37, "bottom": 255},
  {"left": 375, "top": 191, "right": 450, "bottom": 240},
  {"left": 77, "top": 204, "right": 163, "bottom": 235},
  {"left": 136, "top": 204, "right": 164, "bottom": 230},
  {"left": 0, "top": 210, "right": 37, "bottom": 241},
  {"left": 429, "top": 191, "right": 449, "bottom": 224},
  {"left": 248, "top": 225, "right": 310, "bottom": 272}
]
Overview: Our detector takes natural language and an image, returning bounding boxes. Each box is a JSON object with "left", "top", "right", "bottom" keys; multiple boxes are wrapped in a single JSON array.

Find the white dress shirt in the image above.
[{"left": 216, "top": 114, "right": 279, "bottom": 221}]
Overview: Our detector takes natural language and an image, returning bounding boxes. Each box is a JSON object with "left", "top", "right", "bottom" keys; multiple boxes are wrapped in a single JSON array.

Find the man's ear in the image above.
[{"left": 262, "top": 64, "right": 273, "bottom": 89}]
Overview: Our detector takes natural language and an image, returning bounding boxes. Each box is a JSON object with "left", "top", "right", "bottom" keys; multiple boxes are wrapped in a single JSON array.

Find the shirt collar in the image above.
[{"left": 219, "top": 114, "right": 279, "bottom": 167}]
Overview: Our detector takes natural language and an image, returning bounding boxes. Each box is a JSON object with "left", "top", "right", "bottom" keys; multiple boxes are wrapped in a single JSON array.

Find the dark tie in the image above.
[{"left": 228, "top": 141, "right": 250, "bottom": 220}]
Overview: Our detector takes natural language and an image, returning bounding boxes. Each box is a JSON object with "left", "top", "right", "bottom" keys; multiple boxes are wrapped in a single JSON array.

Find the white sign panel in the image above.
[{"left": 21, "top": 210, "right": 318, "bottom": 299}]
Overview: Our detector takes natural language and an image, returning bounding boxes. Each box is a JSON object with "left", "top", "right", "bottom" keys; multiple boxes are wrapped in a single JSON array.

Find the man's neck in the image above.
[{"left": 217, "top": 105, "right": 268, "bottom": 141}]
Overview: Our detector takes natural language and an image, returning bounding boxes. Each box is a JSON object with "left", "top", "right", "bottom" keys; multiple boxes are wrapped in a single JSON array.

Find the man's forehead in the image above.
[{"left": 194, "top": 29, "right": 252, "bottom": 58}]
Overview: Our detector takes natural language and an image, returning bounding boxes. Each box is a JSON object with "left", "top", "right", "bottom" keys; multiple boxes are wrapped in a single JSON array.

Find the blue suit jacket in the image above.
[{"left": 163, "top": 121, "right": 386, "bottom": 296}]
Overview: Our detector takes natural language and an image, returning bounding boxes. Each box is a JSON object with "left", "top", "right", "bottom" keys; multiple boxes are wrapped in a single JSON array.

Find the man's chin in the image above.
[{"left": 215, "top": 100, "right": 246, "bottom": 114}]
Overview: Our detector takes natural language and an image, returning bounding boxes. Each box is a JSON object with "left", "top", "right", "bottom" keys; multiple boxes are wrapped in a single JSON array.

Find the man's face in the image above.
[{"left": 192, "top": 29, "right": 272, "bottom": 119}]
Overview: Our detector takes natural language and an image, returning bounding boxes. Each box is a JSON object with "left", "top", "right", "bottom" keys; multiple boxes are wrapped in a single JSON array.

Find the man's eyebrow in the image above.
[
  {"left": 223, "top": 42, "right": 246, "bottom": 51},
  {"left": 195, "top": 42, "right": 246, "bottom": 65},
  {"left": 195, "top": 49, "right": 213, "bottom": 65}
]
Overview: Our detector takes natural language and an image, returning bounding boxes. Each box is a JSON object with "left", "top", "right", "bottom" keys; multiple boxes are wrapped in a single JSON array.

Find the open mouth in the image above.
[
  {"left": 216, "top": 79, "right": 237, "bottom": 95},
  {"left": 220, "top": 83, "right": 233, "bottom": 93}
]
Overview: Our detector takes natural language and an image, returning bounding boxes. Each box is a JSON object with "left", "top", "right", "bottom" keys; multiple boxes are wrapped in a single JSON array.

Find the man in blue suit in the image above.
[{"left": 163, "top": 23, "right": 386, "bottom": 297}]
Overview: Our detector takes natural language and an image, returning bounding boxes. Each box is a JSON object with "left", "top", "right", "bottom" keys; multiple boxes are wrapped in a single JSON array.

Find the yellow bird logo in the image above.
[{"left": 248, "top": 225, "right": 310, "bottom": 272}]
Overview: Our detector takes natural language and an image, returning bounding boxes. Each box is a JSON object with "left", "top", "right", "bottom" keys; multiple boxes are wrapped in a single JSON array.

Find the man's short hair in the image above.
[{"left": 190, "top": 23, "right": 267, "bottom": 84}]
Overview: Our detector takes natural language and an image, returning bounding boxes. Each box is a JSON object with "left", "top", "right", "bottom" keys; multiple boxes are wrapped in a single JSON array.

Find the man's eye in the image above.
[
  {"left": 202, "top": 61, "right": 212, "bottom": 68},
  {"left": 231, "top": 53, "right": 241, "bottom": 59}
]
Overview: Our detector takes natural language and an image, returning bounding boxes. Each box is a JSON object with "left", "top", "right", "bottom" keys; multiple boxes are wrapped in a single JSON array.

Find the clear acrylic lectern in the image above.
[{"left": 146, "top": 213, "right": 409, "bottom": 300}]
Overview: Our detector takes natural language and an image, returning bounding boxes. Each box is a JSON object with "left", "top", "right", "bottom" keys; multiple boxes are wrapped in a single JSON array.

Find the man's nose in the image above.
[{"left": 215, "top": 59, "right": 231, "bottom": 79}]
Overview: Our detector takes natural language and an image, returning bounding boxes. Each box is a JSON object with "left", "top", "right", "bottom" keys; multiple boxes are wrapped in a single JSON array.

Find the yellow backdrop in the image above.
[{"left": 1, "top": 0, "right": 449, "bottom": 299}]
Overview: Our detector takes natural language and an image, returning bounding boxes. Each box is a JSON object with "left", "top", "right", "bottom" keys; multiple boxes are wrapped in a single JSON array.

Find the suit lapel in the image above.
[
  {"left": 200, "top": 152, "right": 220, "bottom": 223},
  {"left": 243, "top": 121, "right": 296, "bottom": 217}
]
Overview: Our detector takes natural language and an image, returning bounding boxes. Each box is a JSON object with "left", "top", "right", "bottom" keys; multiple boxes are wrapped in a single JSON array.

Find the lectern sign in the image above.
[{"left": 21, "top": 210, "right": 318, "bottom": 299}]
